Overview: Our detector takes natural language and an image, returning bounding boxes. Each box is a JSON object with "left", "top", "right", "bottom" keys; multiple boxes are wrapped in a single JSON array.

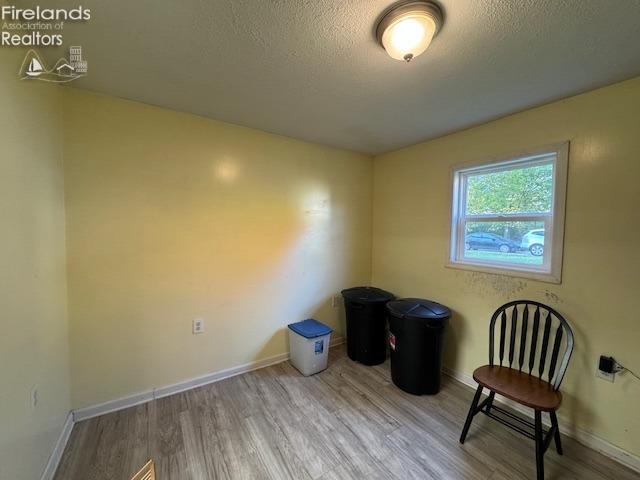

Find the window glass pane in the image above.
[
  {"left": 463, "top": 221, "right": 545, "bottom": 267},
  {"left": 466, "top": 162, "right": 554, "bottom": 215}
]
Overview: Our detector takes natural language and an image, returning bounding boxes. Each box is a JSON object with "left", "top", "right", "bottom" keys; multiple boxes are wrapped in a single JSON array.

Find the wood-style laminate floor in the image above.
[{"left": 54, "top": 346, "right": 639, "bottom": 480}]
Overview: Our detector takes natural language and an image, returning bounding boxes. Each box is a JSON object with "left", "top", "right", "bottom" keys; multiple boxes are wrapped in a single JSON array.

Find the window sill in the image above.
[{"left": 445, "top": 260, "right": 561, "bottom": 284}]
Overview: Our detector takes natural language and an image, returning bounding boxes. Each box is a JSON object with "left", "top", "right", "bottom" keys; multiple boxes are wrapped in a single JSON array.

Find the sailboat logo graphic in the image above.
[
  {"left": 18, "top": 47, "right": 88, "bottom": 83},
  {"left": 26, "top": 57, "right": 45, "bottom": 77}
]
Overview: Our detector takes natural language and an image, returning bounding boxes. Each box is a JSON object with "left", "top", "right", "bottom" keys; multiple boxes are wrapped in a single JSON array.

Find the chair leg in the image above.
[
  {"left": 550, "top": 411, "right": 563, "bottom": 455},
  {"left": 459, "top": 385, "right": 483, "bottom": 444},
  {"left": 534, "top": 410, "right": 545, "bottom": 480},
  {"left": 485, "top": 391, "right": 496, "bottom": 413}
]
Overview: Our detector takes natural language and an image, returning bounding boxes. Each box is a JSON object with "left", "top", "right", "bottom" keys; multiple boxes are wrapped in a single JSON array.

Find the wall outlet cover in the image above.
[
  {"left": 596, "top": 369, "right": 615, "bottom": 383},
  {"left": 332, "top": 295, "right": 341, "bottom": 308},
  {"left": 193, "top": 318, "right": 205, "bottom": 334},
  {"left": 30, "top": 386, "right": 38, "bottom": 408}
]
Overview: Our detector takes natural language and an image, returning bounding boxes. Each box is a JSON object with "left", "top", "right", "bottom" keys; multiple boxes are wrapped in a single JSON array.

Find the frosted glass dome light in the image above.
[{"left": 376, "top": 1, "right": 443, "bottom": 62}]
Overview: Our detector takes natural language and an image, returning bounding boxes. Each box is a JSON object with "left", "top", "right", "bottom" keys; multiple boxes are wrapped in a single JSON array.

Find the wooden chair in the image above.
[{"left": 459, "top": 300, "right": 574, "bottom": 480}]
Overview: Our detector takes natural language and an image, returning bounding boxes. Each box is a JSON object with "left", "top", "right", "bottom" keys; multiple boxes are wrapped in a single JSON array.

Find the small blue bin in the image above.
[{"left": 288, "top": 319, "right": 333, "bottom": 376}]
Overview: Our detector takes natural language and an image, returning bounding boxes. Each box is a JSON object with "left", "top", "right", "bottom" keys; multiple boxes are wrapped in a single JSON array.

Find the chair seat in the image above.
[{"left": 473, "top": 365, "right": 562, "bottom": 412}]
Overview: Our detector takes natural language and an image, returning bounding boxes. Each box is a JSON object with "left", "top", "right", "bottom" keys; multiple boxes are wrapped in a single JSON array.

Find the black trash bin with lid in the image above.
[
  {"left": 387, "top": 298, "right": 451, "bottom": 395},
  {"left": 341, "top": 286, "right": 395, "bottom": 365}
]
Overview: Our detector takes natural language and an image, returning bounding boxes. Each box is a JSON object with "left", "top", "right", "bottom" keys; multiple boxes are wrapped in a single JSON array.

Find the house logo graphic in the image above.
[{"left": 18, "top": 46, "right": 88, "bottom": 83}]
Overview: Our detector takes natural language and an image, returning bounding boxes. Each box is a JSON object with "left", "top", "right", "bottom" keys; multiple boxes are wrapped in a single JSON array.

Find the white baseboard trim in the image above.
[
  {"left": 72, "top": 389, "right": 154, "bottom": 423},
  {"left": 40, "top": 412, "right": 74, "bottom": 480},
  {"left": 153, "top": 351, "right": 292, "bottom": 401},
  {"left": 73, "top": 335, "right": 345, "bottom": 423},
  {"left": 443, "top": 366, "right": 640, "bottom": 473}
]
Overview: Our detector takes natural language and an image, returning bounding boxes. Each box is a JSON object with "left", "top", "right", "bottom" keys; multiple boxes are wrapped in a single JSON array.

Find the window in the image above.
[{"left": 448, "top": 143, "right": 568, "bottom": 283}]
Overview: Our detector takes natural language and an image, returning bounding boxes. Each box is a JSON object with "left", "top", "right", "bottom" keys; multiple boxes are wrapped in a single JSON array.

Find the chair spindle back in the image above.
[{"left": 489, "top": 300, "right": 574, "bottom": 390}]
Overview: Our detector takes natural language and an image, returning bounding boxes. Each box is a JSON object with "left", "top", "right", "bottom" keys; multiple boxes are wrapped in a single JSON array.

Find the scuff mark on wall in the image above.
[
  {"left": 541, "top": 289, "right": 562, "bottom": 304},
  {"left": 456, "top": 270, "right": 527, "bottom": 298}
]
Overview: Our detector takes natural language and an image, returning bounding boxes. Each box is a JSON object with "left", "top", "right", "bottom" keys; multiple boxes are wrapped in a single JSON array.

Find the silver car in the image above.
[{"left": 521, "top": 229, "right": 545, "bottom": 256}]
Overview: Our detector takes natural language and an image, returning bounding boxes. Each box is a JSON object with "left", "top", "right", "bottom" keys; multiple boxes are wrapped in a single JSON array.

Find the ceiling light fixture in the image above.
[{"left": 376, "top": 1, "right": 443, "bottom": 62}]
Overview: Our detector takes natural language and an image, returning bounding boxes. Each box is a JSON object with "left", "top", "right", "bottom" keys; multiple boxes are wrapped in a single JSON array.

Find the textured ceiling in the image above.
[{"left": 56, "top": 0, "right": 640, "bottom": 154}]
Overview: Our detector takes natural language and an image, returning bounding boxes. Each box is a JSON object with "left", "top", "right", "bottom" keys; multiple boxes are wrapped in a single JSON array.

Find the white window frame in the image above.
[{"left": 447, "top": 142, "right": 569, "bottom": 283}]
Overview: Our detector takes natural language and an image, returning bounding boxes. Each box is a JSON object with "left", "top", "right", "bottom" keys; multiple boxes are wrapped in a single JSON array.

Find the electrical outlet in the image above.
[
  {"left": 596, "top": 364, "right": 616, "bottom": 383},
  {"left": 192, "top": 318, "right": 205, "bottom": 334},
  {"left": 596, "top": 369, "right": 614, "bottom": 382},
  {"left": 332, "top": 294, "right": 341, "bottom": 308},
  {"left": 30, "top": 386, "right": 39, "bottom": 408}
]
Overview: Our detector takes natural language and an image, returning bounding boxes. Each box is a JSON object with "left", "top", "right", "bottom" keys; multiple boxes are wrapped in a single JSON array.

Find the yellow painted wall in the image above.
[
  {"left": 63, "top": 89, "right": 373, "bottom": 409},
  {"left": 372, "top": 77, "right": 640, "bottom": 456},
  {"left": 0, "top": 48, "right": 70, "bottom": 479}
]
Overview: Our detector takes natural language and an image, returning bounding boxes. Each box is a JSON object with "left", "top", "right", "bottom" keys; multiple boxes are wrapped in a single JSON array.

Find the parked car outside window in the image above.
[
  {"left": 465, "top": 232, "right": 520, "bottom": 253},
  {"left": 521, "top": 229, "right": 545, "bottom": 256}
]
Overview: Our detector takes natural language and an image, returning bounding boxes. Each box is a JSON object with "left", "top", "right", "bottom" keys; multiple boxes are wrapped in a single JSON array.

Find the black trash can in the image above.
[
  {"left": 387, "top": 298, "right": 451, "bottom": 395},
  {"left": 341, "top": 286, "right": 395, "bottom": 365}
]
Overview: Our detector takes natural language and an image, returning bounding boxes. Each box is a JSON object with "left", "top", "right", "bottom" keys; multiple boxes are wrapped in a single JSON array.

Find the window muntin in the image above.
[{"left": 449, "top": 145, "right": 568, "bottom": 282}]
